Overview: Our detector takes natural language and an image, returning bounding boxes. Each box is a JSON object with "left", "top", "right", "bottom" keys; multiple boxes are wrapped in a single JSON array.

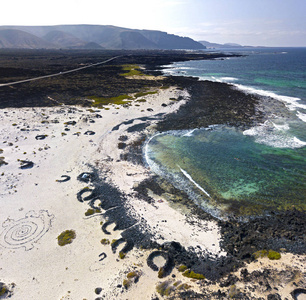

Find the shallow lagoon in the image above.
[{"left": 145, "top": 125, "right": 306, "bottom": 218}]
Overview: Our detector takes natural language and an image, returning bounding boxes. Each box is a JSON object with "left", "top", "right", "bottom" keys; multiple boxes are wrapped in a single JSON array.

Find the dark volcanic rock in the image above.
[
  {"left": 219, "top": 209, "right": 306, "bottom": 261},
  {"left": 156, "top": 77, "right": 263, "bottom": 131}
]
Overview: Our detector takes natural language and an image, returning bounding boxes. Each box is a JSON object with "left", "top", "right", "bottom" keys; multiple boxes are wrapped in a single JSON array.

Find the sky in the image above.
[{"left": 2, "top": 0, "right": 306, "bottom": 47}]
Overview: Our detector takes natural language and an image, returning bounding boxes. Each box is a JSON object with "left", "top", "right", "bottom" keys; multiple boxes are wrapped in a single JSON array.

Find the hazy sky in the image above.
[{"left": 2, "top": 0, "right": 306, "bottom": 47}]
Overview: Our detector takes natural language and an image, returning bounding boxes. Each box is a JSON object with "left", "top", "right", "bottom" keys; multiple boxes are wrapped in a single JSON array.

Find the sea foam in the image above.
[
  {"left": 178, "top": 166, "right": 211, "bottom": 198},
  {"left": 243, "top": 121, "right": 306, "bottom": 148},
  {"left": 233, "top": 83, "right": 306, "bottom": 111}
]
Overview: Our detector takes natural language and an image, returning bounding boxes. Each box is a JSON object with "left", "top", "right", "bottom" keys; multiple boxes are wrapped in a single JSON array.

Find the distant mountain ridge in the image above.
[
  {"left": 0, "top": 24, "right": 206, "bottom": 50},
  {"left": 199, "top": 40, "right": 245, "bottom": 49}
]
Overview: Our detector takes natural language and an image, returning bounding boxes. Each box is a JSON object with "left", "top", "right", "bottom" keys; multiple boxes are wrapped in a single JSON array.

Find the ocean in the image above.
[{"left": 145, "top": 47, "right": 306, "bottom": 219}]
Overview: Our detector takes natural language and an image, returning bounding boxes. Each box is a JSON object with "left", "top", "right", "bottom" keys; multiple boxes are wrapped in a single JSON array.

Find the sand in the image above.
[
  {"left": 0, "top": 86, "right": 305, "bottom": 300},
  {"left": 0, "top": 86, "right": 221, "bottom": 299}
]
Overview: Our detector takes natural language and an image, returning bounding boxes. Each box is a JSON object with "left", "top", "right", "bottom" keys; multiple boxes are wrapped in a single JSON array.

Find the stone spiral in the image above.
[{"left": 0, "top": 210, "right": 54, "bottom": 251}]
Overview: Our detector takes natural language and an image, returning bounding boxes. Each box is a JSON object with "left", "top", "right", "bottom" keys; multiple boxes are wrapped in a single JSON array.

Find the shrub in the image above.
[
  {"left": 57, "top": 230, "right": 76, "bottom": 246},
  {"left": 253, "top": 249, "right": 281, "bottom": 260},
  {"left": 85, "top": 208, "right": 100, "bottom": 216},
  {"left": 156, "top": 281, "right": 173, "bottom": 296},
  {"left": 182, "top": 270, "right": 205, "bottom": 280},
  {"left": 123, "top": 279, "right": 131, "bottom": 289},
  {"left": 127, "top": 271, "right": 138, "bottom": 279},
  {"left": 158, "top": 267, "right": 166, "bottom": 278},
  {"left": 0, "top": 283, "right": 8, "bottom": 296},
  {"left": 178, "top": 265, "right": 188, "bottom": 272},
  {"left": 119, "top": 251, "right": 126, "bottom": 259},
  {"left": 100, "top": 238, "right": 110, "bottom": 245},
  {"left": 268, "top": 250, "right": 281, "bottom": 260},
  {"left": 253, "top": 249, "right": 268, "bottom": 259}
]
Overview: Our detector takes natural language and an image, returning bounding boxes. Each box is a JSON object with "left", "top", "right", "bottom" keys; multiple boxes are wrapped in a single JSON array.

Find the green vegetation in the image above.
[
  {"left": 89, "top": 94, "right": 133, "bottom": 108},
  {"left": 127, "top": 271, "right": 138, "bottom": 279},
  {"left": 156, "top": 281, "right": 173, "bottom": 297},
  {"left": 158, "top": 267, "right": 166, "bottom": 278},
  {"left": 253, "top": 249, "right": 268, "bottom": 259},
  {"left": 178, "top": 265, "right": 188, "bottom": 272},
  {"left": 88, "top": 89, "right": 158, "bottom": 108},
  {"left": 100, "top": 238, "right": 110, "bottom": 245},
  {"left": 119, "top": 251, "right": 126, "bottom": 259},
  {"left": 173, "top": 281, "right": 181, "bottom": 287},
  {"left": 120, "top": 64, "right": 144, "bottom": 77},
  {"left": 253, "top": 249, "right": 281, "bottom": 260},
  {"left": 0, "top": 284, "right": 7, "bottom": 296},
  {"left": 85, "top": 208, "right": 101, "bottom": 216},
  {"left": 123, "top": 279, "right": 132, "bottom": 289},
  {"left": 228, "top": 284, "right": 238, "bottom": 298},
  {"left": 123, "top": 270, "right": 140, "bottom": 289},
  {"left": 267, "top": 250, "right": 281, "bottom": 260},
  {"left": 177, "top": 283, "right": 191, "bottom": 290},
  {"left": 57, "top": 230, "right": 76, "bottom": 246},
  {"left": 182, "top": 270, "right": 205, "bottom": 280}
]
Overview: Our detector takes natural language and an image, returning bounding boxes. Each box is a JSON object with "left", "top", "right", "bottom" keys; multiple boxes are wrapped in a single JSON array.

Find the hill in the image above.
[
  {"left": 199, "top": 40, "right": 244, "bottom": 49},
  {"left": 0, "top": 29, "right": 55, "bottom": 49},
  {"left": 0, "top": 25, "right": 206, "bottom": 50}
]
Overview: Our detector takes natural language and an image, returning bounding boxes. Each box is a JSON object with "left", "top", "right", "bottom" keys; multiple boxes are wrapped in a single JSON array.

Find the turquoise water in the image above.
[
  {"left": 145, "top": 126, "right": 306, "bottom": 218},
  {"left": 146, "top": 48, "right": 306, "bottom": 218}
]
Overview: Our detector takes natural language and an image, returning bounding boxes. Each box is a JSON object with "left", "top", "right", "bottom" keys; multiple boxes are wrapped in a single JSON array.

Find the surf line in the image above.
[{"left": 178, "top": 165, "right": 211, "bottom": 198}]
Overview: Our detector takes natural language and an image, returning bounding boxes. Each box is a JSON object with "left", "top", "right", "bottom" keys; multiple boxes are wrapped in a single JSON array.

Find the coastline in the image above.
[{"left": 0, "top": 53, "right": 305, "bottom": 299}]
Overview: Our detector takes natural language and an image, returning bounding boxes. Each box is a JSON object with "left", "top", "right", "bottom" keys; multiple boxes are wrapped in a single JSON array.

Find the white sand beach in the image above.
[{"left": 0, "top": 86, "right": 224, "bottom": 299}]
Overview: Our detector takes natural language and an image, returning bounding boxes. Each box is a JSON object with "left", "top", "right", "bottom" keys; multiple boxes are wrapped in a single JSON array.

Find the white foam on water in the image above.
[
  {"left": 144, "top": 132, "right": 164, "bottom": 169},
  {"left": 293, "top": 136, "right": 306, "bottom": 147},
  {"left": 183, "top": 129, "right": 196, "bottom": 137},
  {"left": 178, "top": 166, "right": 211, "bottom": 198},
  {"left": 219, "top": 77, "right": 239, "bottom": 82},
  {"left": 297, "top": 111, "right": 306, "bottom": 123},
  {"left": 178, "top": 67, "right": 195, "bottom": 70},
  {"left": 243, "top": 122, "right": 306, "bottom": 148},
  {"left": 233, "top": 83, "right": 306, "bottom": 111},
  {"left": 271, "top": 122, "right": 290, "bottom": 131}
]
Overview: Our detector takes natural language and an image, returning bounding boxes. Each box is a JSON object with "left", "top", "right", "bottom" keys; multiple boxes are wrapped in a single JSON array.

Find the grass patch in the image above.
[
  {"left": 182, "top": 270, "right": 205, "bottom": 280},
  {"left": 89, "top": 94, "right": 133, "bottom": 108},
  {"left": 57, "top": 230, "right": 76, "bottom": 246},
  {"left": 253, "top": 249, "right": 281, "bottom": 260},
  {"left": 120, "top": 64, "right": 144, "bottom": 77}
]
